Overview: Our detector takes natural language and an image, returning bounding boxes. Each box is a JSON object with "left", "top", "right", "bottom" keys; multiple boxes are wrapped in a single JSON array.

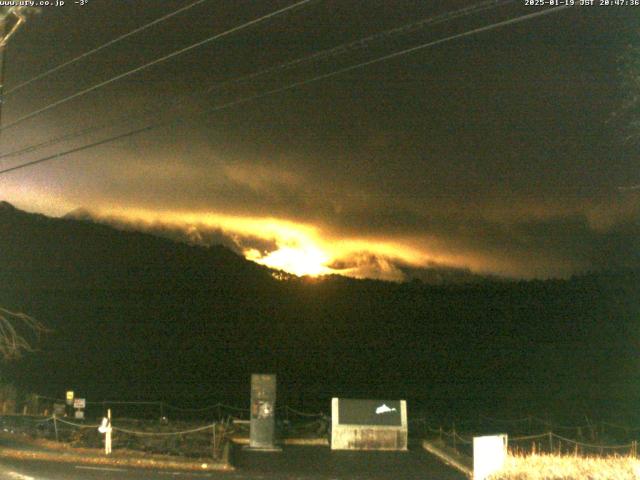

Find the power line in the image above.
[
  {"left": 0, "top": 96, "right": 184, "bottom": 160},
  {"left": 618, "top": 184, "right": 640, "bottom": 192},
  {"left": 0, "top": 0, "right": 513, "bottom": 161},
  {"left": 0, "top": 0, "right": 315, "bottom": 133},
  {"left": 4, "top": 0, "right": 210, "bottom": 97},
  {"left": 0, "top": 7, "right": 31, "bottom": 131},
  {"left": 202, "top": 0, "right": 515, "bottom": 94},
  {"left": 0, "top": 6, "right": 571, "bottom": 177}
]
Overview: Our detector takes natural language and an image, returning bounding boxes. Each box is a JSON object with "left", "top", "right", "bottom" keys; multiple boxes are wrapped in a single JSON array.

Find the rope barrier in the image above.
[
  {"left": 112, "top": 423, "right": 216, "bottom": 436},
  {"left": 510, "top": 432, "right": 553, "bottom": 441},
  {"left": 87, "top": 400, "right": 162, "bottom": 406},
  {"left": 7, "top": 410, "right": 640, "bottom": 455},
  {"left": 475, "top": 413, "right": 640, "bottom": 435},
  {"left": 163, "top": 402, "right": 249, "bottom": 413},
  {"left": 55, "top": 416, "right": 217, "bottom": 436},
  {"left": 163, "top": 402, "right": 222, "bottom": 412},
  {"left": 429, "top": 425, "right": 638, "bottom": 453},
  {"left": 27, "top": 395, "right": 640, "bottom": 439},
  {"left": 550, "top": 432, "right": 634, "bottom": 450},
  {"left": 33, "top": 395, "right": 251, "bottom": 414},
  {"left": 54, "top": 418, "right": 101, "bottom": 429},
  {"left": 30, "top": 415, "right": 55, "bottom": 424}
]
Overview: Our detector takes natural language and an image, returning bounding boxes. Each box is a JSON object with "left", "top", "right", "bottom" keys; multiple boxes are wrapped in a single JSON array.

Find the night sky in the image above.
[{"left": 0, "top": 1, "right": 638, "bottom": 281}]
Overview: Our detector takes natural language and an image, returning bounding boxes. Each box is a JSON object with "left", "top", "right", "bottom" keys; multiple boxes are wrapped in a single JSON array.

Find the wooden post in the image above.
[
  {"left": 212, "top": 423, "right": 217, "bottom": 459},
  {"left": 53, "top": 414, "right": 59, "bottom": 442},
  {"left": 548, "top": 432, "right": 553, "bottom": 452}
]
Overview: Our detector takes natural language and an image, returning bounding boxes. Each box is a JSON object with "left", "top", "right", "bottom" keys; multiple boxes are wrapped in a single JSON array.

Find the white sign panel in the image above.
[
  {"left": 73, "top": 398, "right": 86, "bottom": 409},
  {"left": 330, "top": 398, "right": 408, "bottom": 451},
  {"left": 473, "top": 434, "right": 508, "bottom": 480}
]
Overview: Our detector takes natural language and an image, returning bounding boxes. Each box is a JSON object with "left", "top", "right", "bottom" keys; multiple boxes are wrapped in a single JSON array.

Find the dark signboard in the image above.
[
  {"left": 337, "top": 399, "right": 402, "bottom": 426},
  {"left": 249, "top": 374, "right": 276, "bottom": 449},
  {"left": 53, "top": 403, "right": 66, "bottom": 416}
]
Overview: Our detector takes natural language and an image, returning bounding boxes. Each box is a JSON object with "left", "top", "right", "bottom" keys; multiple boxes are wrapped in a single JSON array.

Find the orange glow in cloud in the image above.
[
  {"left": 0, "top": 184, "right": 481, "bottom": 279},
  {"left": 95, "top": 206, "right": 341, "bottom": 276},
  {"left": 246, "top": 245, "right": 332, "bottom": 277},
  {"left": 84, "top": 205, "right": 473, "bottom": 280}
]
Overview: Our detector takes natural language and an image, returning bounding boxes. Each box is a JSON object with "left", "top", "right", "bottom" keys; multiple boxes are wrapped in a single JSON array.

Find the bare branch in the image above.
[{"left": 0, "top": 307, "right": 47, "bottom": 359}]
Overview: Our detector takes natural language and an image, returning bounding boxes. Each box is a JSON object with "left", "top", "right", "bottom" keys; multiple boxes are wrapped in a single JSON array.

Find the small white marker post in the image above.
[{"left": 98, "top": 409, "right": 112, "bottom": 455}]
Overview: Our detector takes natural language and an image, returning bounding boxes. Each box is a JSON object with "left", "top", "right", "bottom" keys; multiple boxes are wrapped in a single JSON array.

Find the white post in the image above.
[
  {"left": 106, "top": 408, "right": 112, "bottom": 455},
  {"left": 98, "top": 409, "right": 113, "bottom": 455}
]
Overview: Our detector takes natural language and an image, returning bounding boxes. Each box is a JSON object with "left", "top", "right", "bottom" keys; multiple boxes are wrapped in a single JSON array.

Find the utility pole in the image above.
[{"left": 0, "top": 7, "right": 35, "bottom": 128}]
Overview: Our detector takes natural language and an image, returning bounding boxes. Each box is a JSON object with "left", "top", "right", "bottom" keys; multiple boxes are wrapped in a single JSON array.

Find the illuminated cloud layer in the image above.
[{"left": 0, "top": 3, "right": 637, "bottom": 281}]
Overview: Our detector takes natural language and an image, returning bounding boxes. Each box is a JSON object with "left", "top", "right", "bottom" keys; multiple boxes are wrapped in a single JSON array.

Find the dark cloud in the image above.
[{"left": 2, "top": 2, "right": 639, "bottom": 280}]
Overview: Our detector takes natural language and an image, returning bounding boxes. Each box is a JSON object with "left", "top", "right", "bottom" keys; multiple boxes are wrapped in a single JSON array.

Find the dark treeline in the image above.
[{"left": 1, "top": 201, "right": 639, "bottom": 425}]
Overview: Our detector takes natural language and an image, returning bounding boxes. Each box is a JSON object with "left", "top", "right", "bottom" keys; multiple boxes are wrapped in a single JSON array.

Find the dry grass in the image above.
[{"left": 489, "top": 452, "right": 640, "bottom": 480}]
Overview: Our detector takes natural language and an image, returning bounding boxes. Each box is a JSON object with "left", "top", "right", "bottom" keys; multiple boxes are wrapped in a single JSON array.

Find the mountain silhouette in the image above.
[
  {"left": 62, "top": 207, "right": 496, "bottom": 285},
  {"left": 1, "top": 202, "right": 639, "bottom": 423}
]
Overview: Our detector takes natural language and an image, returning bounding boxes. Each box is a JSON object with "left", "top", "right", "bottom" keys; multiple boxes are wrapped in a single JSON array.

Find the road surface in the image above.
[{"left": 0, "top": 444, "right": 466, "bottom": 479}]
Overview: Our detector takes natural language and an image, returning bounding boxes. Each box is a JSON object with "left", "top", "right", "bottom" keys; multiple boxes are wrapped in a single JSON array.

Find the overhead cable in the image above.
[
  {"left": 4, "top": 0, "right": 210, "bottom": 96},
  {"left": 0, "top": 0, "right": 512, "bottom": 161},
  {"left": 0, "top": 0, "right": 315, "bottom": 132},
  {"left": 0, "top": 6, "right": 571, "bottom": 176}
]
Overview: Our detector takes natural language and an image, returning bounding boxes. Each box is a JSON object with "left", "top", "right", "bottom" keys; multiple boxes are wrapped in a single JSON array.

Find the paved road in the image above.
[
  {"left": 0, "top": 458, "right": 220, "bottom": 480},
  {"left": 0, "top": 444, "right": 466, "bottom": 480},
  {"left": 232, "top": 444, "right": 466, "bottom": 479}
]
